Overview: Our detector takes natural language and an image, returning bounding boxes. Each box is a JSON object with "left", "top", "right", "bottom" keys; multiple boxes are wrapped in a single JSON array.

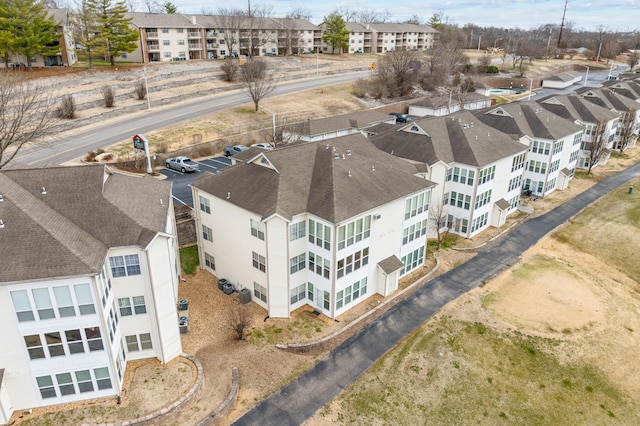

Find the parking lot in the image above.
[{"left": 160, "top": 155, "right": 232, "bottom": 208}]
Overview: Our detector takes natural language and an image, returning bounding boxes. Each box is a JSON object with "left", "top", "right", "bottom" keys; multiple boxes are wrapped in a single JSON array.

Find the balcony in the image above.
[
  {"left": 188, "top": 43, "right": 202, "bottom": 50},
  {"left": 146, "top": 31, "right": 158, "bottom": 39},
  {"left": 207, "top": 43, "right": 218, "bottom": 49},
  {"left": 188, "top": 32, "right": 200, "bottom": 38},
  {"left": 147, "top": 43, "right": 160, "bottom": 51}
]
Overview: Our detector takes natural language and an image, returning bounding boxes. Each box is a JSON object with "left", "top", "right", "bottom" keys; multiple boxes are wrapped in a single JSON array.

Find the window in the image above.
[
  {"left": 33, "top": 288, "right": 55, "bottom": 320},
  {"left": 202, "top": 225, "right": 213, "bottom": 242},
  {"left": 531, "top": 141, "right": 551, "bottom": 155},
  {"left": 250, "top": 219, "right": 265, "bottom": 240},
  {"left": 118, "top": 296, "right": 146, "bottom": 316},
  {"left": 65, "top": 329, "right": 84, "bottom": 354},
  {"left": 336, "top": 277, "right": 368, "bottom": 309},
  {"left": 178, "top": 39, "right": 185, "bottom": 45},
  {"left": 76, "top": 370, "right": 94, "bottom": 393},
  {"left": 478, "top": 165, "right": 496, "bottom": 184},
  {"left": 337, "top": 247, "right": 369, "bottom": 279},
  {"left": 163, "top": 40, "right": 170, "bottom": 45},
  {"left": 474, "top": 190, "right": 492, "bottom": 209},
  {"left": 74, "top": 284, "right": 95, "bottom": 315},
  {"left": 199, "top": 195, "right": 211, "bottom": 213},
  {"left": 133, "top": 296, "right": 147, "bottom": 314},
  {"left": 37, "top": 375, "right": 56, "bottom": 399},
  {"left": 307, "top": 282, "right": 314, "bottom": 301},
  {"left": 254, "top": 282, "right": 267, "bottom": 302},
  {"left": 446, "top": 168, "right": 452, "bottom": 181},
  {"left": 140, "top": 333, "right": 153, "bottom": 350},
  {"left": 553, "top": 140, "right": 564, "bottom": 155},
  {"left": 337, "top": 216, "right": 371, "bottom": 249},
  {"left": 400, "top": 246, "right": 425, "bottom": 275},
  {"left": 164, "top": 52, "right": 171, "bottom": 58},
  {"left": 125, "top": 334, "right": 145, "bottom": 352},
  {"left": 402, "top": 220, "right": 428, "bottom": 245},
  {"left": 204, "top": 252, "right": 216, "bottom": 270},
  {"left": 109, "top": 254, "right": 141, "bottom": 277},
  {"left": 323, "top": 291, "right": 330, "bottom": 310},
  {"left": 53, "top": 286, "right": 75, "bottom": 317},
  {"left": 177, "top": 28, "right": 183, "bottom": 33},
  {"left": 308, "top": 252, "right": 330, "bottom": 279},
  {"left": 25, "top": 334, "right": 45, "bottom": 359},
  {"left": 569, "top": 149, "right": 579, "bottom": 163},
  {"left": 404, "top": 191, "right": 430, "bottom": 219},
  {"left": 511, "top": 152, "right": 526, "bottom": 172},
  {"left": 545, "top": 178, "right": 557, "bottom": 193},
  {"left": 308, "top": 219, "right": 331, "bottom": 250},
  {"left": 162, "top": 28, "right": 169, "bottom": 33},
  {"left": 46, "top": 332, "right": 65, "bottom": 357},
  {"left": 94, "top": 367, "right": 112, "bottom": 390},
  {"left": 508, "top": 175, "right": 522, "bottom": 192},
  {"left": 549, "top": 159, "right": 561, "bottom": 173},
  {"left": 56, "top": 373, "right": 75, "bottom": 396},
  {"left": 11, "top": 290, "right": 34, "bottom": 322},
  {"left": 118, "top": 298, "right": 132, "bottom": 316},
  {"left": 252, "top": 252, "right": 266, "bottom": 272},
  {"left": 290, "top": 253, "right": 306, "bottom": 274},
  {"left": 449, "top": 192, "right": 471, "bottom": 210},
  {"left": 289, "top": 221, "right": 306, "bottom": 241},
  {"left": 290, "top": 283, "right": 306, "bottom": 304},
  {"left": 528, "top": 160, "right": 547, "bottom": 175},
  {"left": 471, "top": 212, "right": 489, "bottom": 232},
  {"left": 85, "top": 327, "right": 104, "bottom": 351}
]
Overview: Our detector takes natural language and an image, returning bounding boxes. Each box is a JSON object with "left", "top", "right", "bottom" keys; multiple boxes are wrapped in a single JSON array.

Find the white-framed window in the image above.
[
  {"left": 528, "top": 160, "right": 547, "bottom": 174},
  {"left": 308, "top": 251, "right": 330, "bottom": 278},
  {"left": 478, "top": 165, "right": 496, "bottom": 184},
  {"left": 471, "top": 212, "right": 489, "bottom": 232},
  {"left": 404, "top": 191, "right": 430, "bottom": 220},
  {"left": 337, "top": 216, "right": 371, "bottom": 250},
  {"left": 161, "top": 28, "right": 169, "bottom": 33},
  {"left": 109, "top": 254, "right": 141, "bottom": 277},
  {"left": 204, "top": 252, "right": 215, "bottom": 270},
  {"left": 452, "top": 167, "right": 475, "bottom": 185},
  {"left": 118, "top": 295, "right": 146, "bottom": 316},
  {"left": 531, "top": 141, "right": 551, "bottom": 155},
  {"left": 449, "top": 191, "right": 471, "bottom": 210},
  {"left": 402, "top": 219, "right": 428, "bottom": 245},
  {"left": 251, "top": 219, "right": 265, "bottom": 240},
  {"left": 549, "top": 159, "right": 561, "bottom": 173},
  {"left": 336, "top": 277, "right": 368, "bottom": 309},
  {"left": 289, "top": 221, "right": 306, "bottom": 241},
  {"left": 553, "top": 140, "right": 564, "bottom": 154},
  {"left": 37, "top": 367, "right": 110, "bottom": 397},
  {"left": 125, "top": 333, "right": 153, "bottom": 352},
  {"left": 11, "top": 289, "right": 35, "bottom": 322},
  {"left": 569, "top": 149, "right": 579, "bottom": 163},
  {"left": 400, "top": 246, "right": 425, "bottom": 275},
  {"left": 199, "top": 195, "right": 211, "bottom": 214},
  {"left": 202, "top": 225, "right": 213, "bottom": 242},
  {"left": 254, "top": 282, "right": 267, "bottom": 302},
  {"left": 290, "top": 283, "right": 306, "bottom": 304},
  {"left": 307, "top": 282, "right": 314, "bottom": 301},
  {"left": 512, "top": 152, "right": 526, "bottom": 171},
  {"left": 474, "top": 189, "right": 492, "bottom": 209},
  {"left": 179, "top": 51, "right": 186, "bottom": 57},
  {"left": 164, "top": 52, "right": 171, "bottom": 58},
  {"left": 252, "top": 251, "right": 266, "bottom": 272},
  {"left": 178, "top": 39, "right": 185, "bottom": 45},
  {"left": 33, "top": 288, "right": 55, "bottom": 320},
  {"left": 163, "top": 40, "right": 170, "bottom": 46},
  {"left": 74, "top": 283, "right": 96, "bottom": 315},
  {"left": 337, "top": 247, "right": 369, "bottom": 279},
  {"left": 308, "top": 219, "right": 331, "bottom": 250},
  {"left": 53, "top": 286, "right": 75, "bottom": 317},
  {"left": 290, "top": 253, "right": 306, "bottom": 274}
]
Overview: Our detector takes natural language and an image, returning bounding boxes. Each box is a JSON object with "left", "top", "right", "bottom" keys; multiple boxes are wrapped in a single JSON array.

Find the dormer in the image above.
[
  {"left": 248, "top": 153, "right": 280, "bottom": 173},
  {"left": 486, "top": 107, "right": 513, "bottom": 118}
]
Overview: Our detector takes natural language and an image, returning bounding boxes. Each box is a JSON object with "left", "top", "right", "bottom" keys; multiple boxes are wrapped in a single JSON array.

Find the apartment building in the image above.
[
  {"left": 537, "top": 94, "right": 620, "bottom": 170},
  {"left": 472, "top": 102, "right": 585, "bottom": 197},
  {"left": 191, "top": 134, "right": 435, "bottom": 320},
  {"left": 0, "top": 165, "right": 182, "bottom": 421},
  {"left": 326, "top": 22, "right": 438, "bottom": 54},
  {"left": 124, "top": 12, "right": 322, "bottom": 62},
  {"left": 369, "top": 110, "right": 528, "bottom": 238}
]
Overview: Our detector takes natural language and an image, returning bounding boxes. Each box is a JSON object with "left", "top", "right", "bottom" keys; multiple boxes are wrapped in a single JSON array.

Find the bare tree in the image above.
[
  {"left": 585, "top": 120, "right": 610, "bottom": 175},
  {"left": 616, "top": 109, "right": 638, "bottom": 154},
  {"left": 628, "top": 50, "right": 640, "bottom": 72},
  {"left": 0, "top": 74, "right": 59, "bottom": 169},
  {"left": 374, "top": 49, "right": 420, "bottom": 97},
  {"left": 429, "top": 200, "right": 454, "bottom": 250},
  {"left": 226, "top": 304, "right": 252, "bottom": 341},
  {"left": 220, "top": 59, "right": 239, "bottom": 81},
  {"left": 216, "top": 8, "right": 245, "bottom": 58},
  {"left": 241, "top": 59, "right": 276, "bottom": 111}
]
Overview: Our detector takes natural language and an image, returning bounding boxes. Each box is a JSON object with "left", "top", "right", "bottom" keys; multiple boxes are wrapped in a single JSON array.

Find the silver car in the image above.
[{"left": 165, "top": 156, "right": 199, "bottom": 173}]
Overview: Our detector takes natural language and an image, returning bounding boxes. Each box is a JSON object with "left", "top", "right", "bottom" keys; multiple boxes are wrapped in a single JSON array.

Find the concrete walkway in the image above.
[{"left": 233, "top": 163, "right": 640, "bottom": 426}]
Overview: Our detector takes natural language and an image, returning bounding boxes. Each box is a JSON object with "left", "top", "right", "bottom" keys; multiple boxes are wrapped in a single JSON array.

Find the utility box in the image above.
[
  {"left": 179, "top": 318, "right": 189, "bottom": 334},
  {"left": 179, "top": 299, "right": 188, "bottom": 310},
  {"left": 240, "top": 288, "right": 251, "bottom": 304},
  {"left": 218, "top": 278, "right": 229, "bottom": 291}
]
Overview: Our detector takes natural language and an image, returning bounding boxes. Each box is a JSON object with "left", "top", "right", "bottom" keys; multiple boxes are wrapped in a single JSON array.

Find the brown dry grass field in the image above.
[{"left": 13, "top": 53, "right": 638, "bottom": 425}]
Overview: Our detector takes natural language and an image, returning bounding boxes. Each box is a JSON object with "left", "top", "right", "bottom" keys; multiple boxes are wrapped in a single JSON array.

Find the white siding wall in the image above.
[{"left": 265, "top": 216, "right": 290, "bottom": 318}]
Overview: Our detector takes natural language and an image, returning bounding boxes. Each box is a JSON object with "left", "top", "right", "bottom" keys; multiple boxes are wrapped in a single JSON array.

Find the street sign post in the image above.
[{"left": 132, "top": 134, "right": 153, "bottom": 174}]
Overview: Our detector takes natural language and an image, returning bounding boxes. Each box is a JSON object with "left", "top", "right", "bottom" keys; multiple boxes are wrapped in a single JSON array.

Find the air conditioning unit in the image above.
[{"left": 373, "top": 214, "right": 381, "bottom": 220}]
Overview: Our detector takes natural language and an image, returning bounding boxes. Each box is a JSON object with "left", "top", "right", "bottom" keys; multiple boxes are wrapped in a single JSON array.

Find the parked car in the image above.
[
  {"left": 251, "top": 143, "right": 274, "bottom": 150},
  {"left": 165, "top": 156, "right": 199, "bottom": 173},
  {"left": 389, "top": 112, "right": 414, "bottom": 123},
  {"left": 224, "top": 145, "right": 249, "bottom": 156}
]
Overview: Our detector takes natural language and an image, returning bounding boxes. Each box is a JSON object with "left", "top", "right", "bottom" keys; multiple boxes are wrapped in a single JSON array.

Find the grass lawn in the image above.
[{"left": 180, "top": 245, "right": 199, "bottom": 276}]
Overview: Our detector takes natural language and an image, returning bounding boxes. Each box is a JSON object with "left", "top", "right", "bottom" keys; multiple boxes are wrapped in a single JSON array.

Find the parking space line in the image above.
[
  {"left": 196, "top": 161, "right": 218, "bottom": 171},
  {"left": 206, "top": 157, "right": 232, "bottom": 167}
]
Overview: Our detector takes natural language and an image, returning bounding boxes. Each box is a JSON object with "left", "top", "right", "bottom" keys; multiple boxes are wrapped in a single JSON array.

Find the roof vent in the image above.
[
  {"left": 226, "top": 192, "right": 231, "bottom": 199},
  {"left": 487, "top": 132, "right": 490, "bottom": 137},
  {"left": 470, "top": 122, "right": 474, "bottom": 127},
  {"left": 475, "top": 135, "right": 478, "bottom": 140},
  {"left": 333, "top": 152, "right": 340, "bottom": 160},
  {"left": 348, "top": 171, "right": 352, "bottom": 177},
  {"left": 41, "top": 187, "right": 47, "bottom": 195},
  {"left": 326, "top": 144, "right": 330, "bottom": 149},
  {"left": 160, "top": 198, "right": 164, "bottom": 206},
  {"left": 0, "top": 194, "right": 3, "bottom": 202},
  {"left": 342, "top": 154, "right": 346, "bottom": 160},
  {"left": 0, "top": 219, "right": 3, "bottom": 228},
  {"left": 346, "top": 149, "right": 352, "bottom": 156},
  {"left": 371, "top": 165, "right": 375, "bottom": 171},
  {"left": 391, "top": 149, "right": 394, "bottom": 155}
]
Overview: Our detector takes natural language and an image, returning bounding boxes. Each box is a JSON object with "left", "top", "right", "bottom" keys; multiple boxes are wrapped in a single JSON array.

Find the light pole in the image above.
[
  {"left": 143, "top": 66, "right": 151, "bottom": 111},
  {"left": 527, "top": 77, "right": 534, "bottom": 101},
  {"left": 477, "top": 35, "right": 482, "bottom": 51},
  {"left": 607, "top": 64, "right": 616, "bottom": 79},
  {"left": 578, "top": 64, "right": 590, "bottom": 87},
  {"left": 444, "top": 88, "right": 453, "bottom": 114},
  {"left": 494, "top": 38, "right": 503, "bottom": 49}
]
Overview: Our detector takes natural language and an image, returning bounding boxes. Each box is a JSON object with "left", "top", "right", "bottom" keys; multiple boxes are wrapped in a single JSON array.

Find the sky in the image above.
[{"left": 163, "top": 0, "right": 640, "bottom": 33}]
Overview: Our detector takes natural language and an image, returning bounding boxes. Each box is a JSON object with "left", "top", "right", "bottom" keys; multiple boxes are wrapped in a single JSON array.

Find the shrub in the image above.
[
  {"left": 220, "top": 59, "right": 238, "bottom": 82},
  {"left": 56, "top": 94, "right": 76, "bottom": 119},
  {"left": 485, "top": 65, "right": 500, "bottom": 74},
  {"left": 134, "top": 79, "right": 147, "bottom": 100},
  {"left": 101, "top": 85, "right": 115, "bottom": 108}
]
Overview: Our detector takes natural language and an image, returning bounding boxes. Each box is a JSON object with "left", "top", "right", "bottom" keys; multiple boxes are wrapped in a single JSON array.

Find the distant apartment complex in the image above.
[
  {"left": 0, "top": 166, "right": 182, "bottom": 423},
  {"left": 339, "top": 22, "right": 438, "bottom": 54}
]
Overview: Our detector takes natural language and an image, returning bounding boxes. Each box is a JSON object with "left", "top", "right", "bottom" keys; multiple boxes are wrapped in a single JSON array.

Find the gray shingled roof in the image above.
[
  {"left": 296, "top": 110, "right": 393, "bottom": 137},
  {"left": 576, "top": 87, "right": 640, "bottom": 113},
  {"left": 191, "top": 134, "right": 435, "bottom": 224},
  {"left": 126, "top": 12, "right": 199, "bottom": 28},
  {"left": 367, "top": 22, "right": 438, "bottom": 34},
  {"left": 538, "top": 94, "right": 618, "bottom": 124},
  {"left": 378, "top": 255, "right": 404, "bottom": 274},
  {"left": 545, "top": 71, "right": 579, "bottom": 82},
  {"left": 472, "top": 101, "right": 583, "bottom": 140},
  {"left": 0, "top": 165, "right": 172, "bottom": 284},
  {"left": 370, "top": 110, "right": 527, "bottom": 167}
]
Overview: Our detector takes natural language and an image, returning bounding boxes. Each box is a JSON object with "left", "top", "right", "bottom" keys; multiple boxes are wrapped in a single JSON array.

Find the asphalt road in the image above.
[
  {"left": 232, "top": 161, "right": 640, "bottom": 426},
  {"left": 11, "top": 71, "right": 370, "bottom": 168}
]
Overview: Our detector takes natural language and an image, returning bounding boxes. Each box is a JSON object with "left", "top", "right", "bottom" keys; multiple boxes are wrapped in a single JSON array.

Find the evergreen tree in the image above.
[
  {"left": 89, "top": 0, "right": 138, "bottom": 66},
  {"left": 0, "top": 1, "right": 14, "bottom": 68},
  {"left": 3, "top": 0, "right": 59, "bottom": 70},
  {"left": 322, "top": 13, "right": 349, "bottom": 54},
  {"left": 73, "top": 0, "right": 100, "bottom": 68},
  {"left": 162, "top": 2, "right": 177, "bottom": 14}
]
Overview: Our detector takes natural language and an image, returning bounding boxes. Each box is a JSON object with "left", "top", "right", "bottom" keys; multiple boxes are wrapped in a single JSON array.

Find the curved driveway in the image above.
[{"left": 233, "top": 162, "right": 640, "bottom": 426}]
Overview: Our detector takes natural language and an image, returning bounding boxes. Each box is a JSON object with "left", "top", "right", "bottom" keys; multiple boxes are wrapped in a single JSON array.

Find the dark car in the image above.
[
  {"left": 389, "top": 112, "right": 414, "bottom": 123},
  {"left": 224, "top": 145, "right": 249, "bottom": 156}
]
